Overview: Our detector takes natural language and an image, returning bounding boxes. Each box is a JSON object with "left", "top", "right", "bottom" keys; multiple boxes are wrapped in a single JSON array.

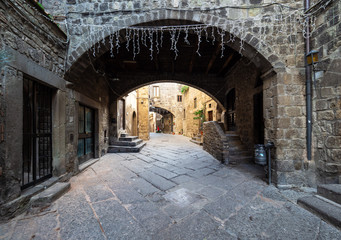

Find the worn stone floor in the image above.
[{"left": 1, "top": 133, "right": 341, "bottom": 240}]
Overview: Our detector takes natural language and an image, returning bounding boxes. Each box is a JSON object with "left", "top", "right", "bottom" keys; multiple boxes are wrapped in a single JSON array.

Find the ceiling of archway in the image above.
[
  {"left": 92, "top": 30, "right": 241, "bottom": 78},
  {"left": 65, "top": 20, "right": 262, "bottom": 104}
]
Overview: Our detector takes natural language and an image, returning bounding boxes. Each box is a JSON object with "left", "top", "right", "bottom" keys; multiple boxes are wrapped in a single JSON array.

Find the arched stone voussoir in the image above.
[{"left": 67, "top": 9, "right": 281, "bottom": 73}]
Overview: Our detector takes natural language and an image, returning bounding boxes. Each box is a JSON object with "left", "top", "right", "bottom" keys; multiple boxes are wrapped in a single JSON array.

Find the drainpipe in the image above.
[{"left": 304, "top": 0, "right": 312, "bottom": 160}]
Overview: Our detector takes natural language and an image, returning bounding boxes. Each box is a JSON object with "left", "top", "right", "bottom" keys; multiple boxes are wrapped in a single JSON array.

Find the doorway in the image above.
[
  {"left": 253, "top": 92, "right": 264, "bottom": 144},
  {"left": 208, "top": 111, "right": 213, "bottom": 121},
  {"left": 132, "top": 111, "right": 137, "bottom": 136},
  {"left": 22, "top": 77, "right": 53, "bottom": 189},
  {"left": 78, "top": 105, "right": 95, "bottom": 164},
  {"left": 226, "top": 88, "right": 236, "bottom": 131}
]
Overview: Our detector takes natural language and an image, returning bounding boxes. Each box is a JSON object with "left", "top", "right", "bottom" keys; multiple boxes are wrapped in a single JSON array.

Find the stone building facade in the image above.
[
  {"left": 0, "top": 0, "right": 67, "bottom": 209},
  {"left": 182, "top": 86, "right": 222, "bottom": 138},
  {"left": 0, "top": 0, "right": 340, "bottom": 218},
  {"left": 149, "top": 83, "right": 184, "bottom": 134}
]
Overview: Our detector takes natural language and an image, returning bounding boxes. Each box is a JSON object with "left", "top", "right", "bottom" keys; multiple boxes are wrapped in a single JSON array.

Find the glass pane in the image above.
[
  {"left": 85, "top": 108, "right": 92, "bottom": 133},
  {"left": 77, "top": 139, "right": 84, "bottom": 157},
  {"left": 85, "top": 138, "right": 93, "bottom": 154},
  {"left": 78, "top": 106, "right": 84, "bottom": 133}
]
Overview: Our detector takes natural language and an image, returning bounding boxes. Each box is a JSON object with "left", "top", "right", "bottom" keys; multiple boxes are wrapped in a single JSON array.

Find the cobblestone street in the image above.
[{"left": 1, "top": 133, "right": 340, "bottom": 240}]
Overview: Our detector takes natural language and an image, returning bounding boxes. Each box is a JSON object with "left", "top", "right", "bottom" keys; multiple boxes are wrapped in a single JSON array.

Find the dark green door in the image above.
[{"left": 78, "top": 105, "right": 94, "bottom": 164}]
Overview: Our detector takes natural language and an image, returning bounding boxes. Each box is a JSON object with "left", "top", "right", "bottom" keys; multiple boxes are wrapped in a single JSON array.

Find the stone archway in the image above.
[{"left": 64, "top": 16, "right": 313, "bottom": 187}]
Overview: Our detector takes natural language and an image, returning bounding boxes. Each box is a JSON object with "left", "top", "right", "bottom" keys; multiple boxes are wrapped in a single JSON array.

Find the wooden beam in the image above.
[
  {"left": 153, "top": 51, "right": 159, "bottom": 71},
  {"left": 205, "top": 44, "right": 222, "bottom": 75},
  {"left": 189, "top": 38, "right": 198, "bottom": 73},
  {"left": 172, "top": 59, "right": 175, "bottom": 75},
  {"left": 218, "top": 52, "right": 234, "bottom": 75}
]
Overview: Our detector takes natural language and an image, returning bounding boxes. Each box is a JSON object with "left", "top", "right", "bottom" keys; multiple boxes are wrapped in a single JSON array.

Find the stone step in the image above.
[
  {"left": 108, "top": 142, "right": 146, "bottom": 153},
  {"left": 120, "top": 133, "right": 128, "bottom": 137},
  {"left": 112, "top": 139, "right": 143, "bottom": 146},
  {"left": 119, "top": 136, "right": 138, "bottom": 141},
  {"left": 298, "top": 195, "right": 341, "bottom": 229},
  {"left": 226, "top": 135, "right": 240, "bottom": 140},
  {"left": 317, "top": 184, "right": 341, "bottom": 205},
  {"left": 229, "top": 145, "right": 249, "bottom": 151},
  {"left": 190, "top": 139, "right": 203, "bottom": 146},
  {"left": 229, "top": 150, "right": 253, "bottom": 157},
  {"left": 229, "top": 156, "right": 253, "bottom": 163},
  {"left": 30, "top": 182, "right": 70, "bottom": 207}
]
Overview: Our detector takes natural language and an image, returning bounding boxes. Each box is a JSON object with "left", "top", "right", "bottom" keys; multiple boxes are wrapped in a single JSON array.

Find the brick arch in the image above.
[{"left": 67, "top": 9, "right": 280, "bottom": 73}]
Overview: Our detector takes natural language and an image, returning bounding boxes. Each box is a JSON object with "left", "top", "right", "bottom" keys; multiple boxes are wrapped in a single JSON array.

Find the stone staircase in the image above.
[
  {"left": 108, "top": 133, "right": 146, "bottom": 153},
  {"left": 190, "top": 133, "right": 203, "bottom": 145},
  {"left": 226, "top": 131, "right": 253, "bottom": 164},
  {"left": 298, "top": 184, "right": 341, "bottom": 229}
]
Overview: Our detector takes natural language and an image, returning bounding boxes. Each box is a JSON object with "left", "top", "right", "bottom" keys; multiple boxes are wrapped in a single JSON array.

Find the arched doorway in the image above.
[
  {"left": 225, "top": 88, "right": 236, "bottom": 131},
  {"left": 132, "top": 111, "right": 137, "bottom": 136}
]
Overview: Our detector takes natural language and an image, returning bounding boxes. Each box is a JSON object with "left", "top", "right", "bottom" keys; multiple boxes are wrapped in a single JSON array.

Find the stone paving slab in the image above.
[{"left": 0, "top": 133, "right": 340, "bottom": 239}]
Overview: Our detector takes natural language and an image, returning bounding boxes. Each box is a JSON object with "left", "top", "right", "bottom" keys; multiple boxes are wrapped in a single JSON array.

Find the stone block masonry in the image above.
[
  {"left": 137, "top": 86, "right": 150, "bottom": 141},
  {"left": 0, "top": 0, "right": 67, "bottom": 206},
  {"left": 311, "top": 0, "right": 341, "bottom": 184},
  {"left": 203, "top": 121, "right": 229, "bottom": 163}
]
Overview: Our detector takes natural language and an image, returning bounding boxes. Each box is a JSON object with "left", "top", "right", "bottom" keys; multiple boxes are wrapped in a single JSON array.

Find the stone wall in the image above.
[
  {"left": 0, "top": 0, "right": 67, "bottom": 205},
  {"left": 203, "top": 121, "right": 229, "bottom": 163},
  {"left": 205, "top": 99, "right": 221, "bottom": 122},
  {"left": 149, "top": 83, "right": 184, "bottom": 134},
  {"left": 311, "top": 0, "right": 341, "bottom": 184},
  {"left": 124, "top": 90, "right": 138, "bottom": 136},
  {"left": 44, "top": 0, "right": 301, "bottom": 73},
  {"left": 183, "top": 86, "right": 214, "bottom": 138}
]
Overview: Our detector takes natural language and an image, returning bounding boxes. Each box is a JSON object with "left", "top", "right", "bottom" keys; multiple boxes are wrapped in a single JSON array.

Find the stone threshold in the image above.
[
  {"left": 0, "top": 157, "right": 101, "bottom": 221},
  {"left": 0, "top": 175, "right": 64, "bottom": 222}
]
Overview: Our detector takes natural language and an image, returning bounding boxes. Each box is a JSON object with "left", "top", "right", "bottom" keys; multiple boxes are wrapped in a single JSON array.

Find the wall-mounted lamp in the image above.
[
  {"left": 306, "top": 50, "right": 319, "bottom": 65},
  {"left": 306, "top": 50, "right": 319, "bottom": 86}
]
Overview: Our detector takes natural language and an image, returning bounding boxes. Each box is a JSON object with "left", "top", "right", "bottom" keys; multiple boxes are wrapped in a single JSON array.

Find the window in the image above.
[
  {"left": 209, "top": 103, "right": 212, "bottom": 108},
  {"left": 153, "top": 86, "right": 160, "bottom": 97},
  {"left": 22, "top": 77, "right": 53, "bottom": 189},
  {"left": 177, "top": 95, "right": 182, "bottom": 102},
  {"left": 194, "top": 98, "right": 197, "bottom": 108}
]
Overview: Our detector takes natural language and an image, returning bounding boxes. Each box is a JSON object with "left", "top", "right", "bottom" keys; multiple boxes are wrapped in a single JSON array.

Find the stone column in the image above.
[
  {"left": 137, "top": 87, "right": 150, "bottom": 140},
  {"left": 265, "top": 70, "right": 316, "bottom": 187},
  {"left": 52, "top": 90, "right": 66, "bottom": 176}
]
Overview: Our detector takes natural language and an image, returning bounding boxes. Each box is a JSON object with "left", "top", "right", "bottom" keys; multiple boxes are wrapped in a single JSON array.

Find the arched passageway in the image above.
[
  {"left": 150, "top": 106, "right": 175, "bottom": 134},
  {"left": 63, "top": 18, "right": 312, "bottom": 187}
]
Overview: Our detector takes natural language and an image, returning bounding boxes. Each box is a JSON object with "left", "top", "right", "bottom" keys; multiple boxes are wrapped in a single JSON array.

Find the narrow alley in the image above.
[{"left": 1, "top": 134, "right": 340, "bottom": 240}]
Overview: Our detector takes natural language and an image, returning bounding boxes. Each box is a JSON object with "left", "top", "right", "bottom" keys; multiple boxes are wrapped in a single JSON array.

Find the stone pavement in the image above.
[{"left": 1, "top": 133, "right": 340, "bottom": 240}]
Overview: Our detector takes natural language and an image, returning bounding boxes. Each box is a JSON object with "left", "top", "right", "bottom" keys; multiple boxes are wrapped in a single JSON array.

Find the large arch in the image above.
[
  {"left": 64, "top": 16, "right": 314, "bottom": 188},
  {"left": 66, "top": 10, "right": 281, "bottom": 73}
]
